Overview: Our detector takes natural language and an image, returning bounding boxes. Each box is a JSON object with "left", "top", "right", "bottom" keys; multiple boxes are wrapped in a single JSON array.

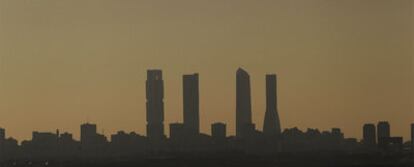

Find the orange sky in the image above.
[{"left": 0, "top": 0, "right": 413, "bottom": 142}]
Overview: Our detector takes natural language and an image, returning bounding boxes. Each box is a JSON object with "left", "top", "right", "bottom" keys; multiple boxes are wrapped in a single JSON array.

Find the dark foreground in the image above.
[{"left": 1, "top": 153, "right": 413, "bottom": 167}]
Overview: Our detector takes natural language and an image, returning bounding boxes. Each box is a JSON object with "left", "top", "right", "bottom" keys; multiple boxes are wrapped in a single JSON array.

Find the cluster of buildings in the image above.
[
  {"left": 362, "top": 122, "right": 411, "bottom": 152},
  {"left": 0, "top": 68, "right": 413, "bottom": 161}
]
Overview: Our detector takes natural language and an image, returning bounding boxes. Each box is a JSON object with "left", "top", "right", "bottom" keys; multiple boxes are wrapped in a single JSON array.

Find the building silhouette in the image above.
[
  {"left": 0, "top": 128, "right": 4, "bottom": 142},
  {"left": 362, "top": 124, "right": 376, "bottom": 146},
  {"left": 58, "top": 132, "right": 79, "bottom": 157},
  {"left": 0, "top": 127, "right": 4, "bottom": 158},
  {"left": 32, "top": 131, "right": 58, "bottom": 144},
  {"left": 1, "top": 69, "right": 414, "bottom": 165},
  {"left": 110, "top": 131, "right": 147, "bottom": 156},
  {"left": 236, "top": 68, "right": 253, "bottom": 138},
  {"left": 331, "top": 128, "right": 344, "bottom": 139},
  {"left": 183, "top": 73, "right": 199, "bottom": 135},
  {"left": 169, "top": 123, "right": 186, "bottom": 142},
  {"left": 211, "top": 123, "right": 226, "bottom": 140},
  {"left": 80, "top": 123, "right": 108, "bottom": 157},
  {"left": 146, "top": 70, "right": 165, "bottom": 142},
  {"left": 377, "top": 121, "right": 390, "bottom": 148},
  {"left": 169, "top": 123, "right": 187, "bottom": 152},
  {"left": 81, "top": 123, "right": 97, "bottom": 146},
  {"left": 411, "top": 123, "right": 414, "bottom": 151},
  {"left": 263, "top": 74, "right": 281, "bottom": 136}
]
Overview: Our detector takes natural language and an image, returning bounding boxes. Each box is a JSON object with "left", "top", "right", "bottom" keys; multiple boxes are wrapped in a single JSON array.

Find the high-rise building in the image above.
[
  {"left": 236, "top": 68, "right": 253, "bottom": 138},
  {"left": 263, "top": 74, "right": 281, "bottom": 136},
  {"left": 80, "top": 123, "right": 97, "bottom": 145},
  {"left": 411, "top": 123, "right": 414, "bottom": 151},
  {"left": 183, "top": 73, "right": 199, "bottom": 135},
  {"left": 211, "top": 123, "right": 226, "bottom": 139},
  {"left": 146, "top": 70, "right": 165, "bottom": 142},
  {"left": 377, "top": 121, "right": 390, "bottom": 147},
  {"left": 363, "top": 124, "right": 376, "bottom": 146}
]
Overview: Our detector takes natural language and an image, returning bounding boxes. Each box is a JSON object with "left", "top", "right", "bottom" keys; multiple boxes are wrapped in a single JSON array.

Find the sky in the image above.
[{"left": 0, "top": 0, "right": 412, "bottom": 142}]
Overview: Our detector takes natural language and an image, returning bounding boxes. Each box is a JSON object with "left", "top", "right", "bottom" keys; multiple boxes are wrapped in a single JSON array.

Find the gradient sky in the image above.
[{"left": 0, "top": 0, "right": 412, "bottom": 142}]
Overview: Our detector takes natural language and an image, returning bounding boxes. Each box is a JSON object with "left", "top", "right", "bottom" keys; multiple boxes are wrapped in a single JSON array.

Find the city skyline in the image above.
[
  {"left": 0, "top": 68, "right": 412, "bottom": 143},
  {"left": 0, "top": 0, "right": 412, "bottom": 141},
  {"left": 0, "top": 68, "right": 413, "bottom": 165}
]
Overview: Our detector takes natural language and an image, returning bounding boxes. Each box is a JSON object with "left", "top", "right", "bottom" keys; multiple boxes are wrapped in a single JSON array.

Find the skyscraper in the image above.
[
  {"left": 377, "top": 121, "right": 390, "bottom": 148},
  {"left": 146, "top": 70, "right": 165, "bottom": 142},
  {"left": 263, "top": 74, "right": 281, "bottom": 136},
  {"left": 363, "top": 124, "right": 376, "bottom": 146},
  {"left": 183, "top": 73, "right": 199, "bottom": 135},
  {"left": 236, "top": 68, "right": 253, "bottom": 138}
]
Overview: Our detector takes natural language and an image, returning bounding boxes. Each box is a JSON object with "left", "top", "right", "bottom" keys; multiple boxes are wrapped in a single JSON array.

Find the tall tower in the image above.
[
  {"left": 236, "top": 68, "right": 252, "bottom": 138},
  {"left": 263, "top": 74, "right": 281, "bottom": 136},
  {"left": 146, "top": 70, "right": 165, "bottom": 142},
  {"left": 362, "top": 124, "right": 376, "bottom": 146},
  {"left": 183, "top": 73, "right": 199, "bottom": 135}
]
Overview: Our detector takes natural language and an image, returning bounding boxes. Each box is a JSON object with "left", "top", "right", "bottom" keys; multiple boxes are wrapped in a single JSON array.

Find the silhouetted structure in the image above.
[
  {"left": 211, "top": 123, "right": 226, "bottom": 140},
  {"left": 2, "top": 137, "right": 18, "bottom": 160},
  {"left": 282, "top": 127, "right": 348, "bottom": 152},
  {"left": 80, "top": 123, "right": 108, "bottom": 156},
  {"left": 58, "top": 132, "right": 79, "bottom": 157},
  {"left": 169, "top": 123, "right": 186, "bottom": 142},
  {"left": 263, "top": 74, "right": 281, "bottom": 136},
  {"left": 381, "top": 137, "right": 403, "bottom": 152},
  {"left": 377, "top": 121, "right": 390, "bottom": 148},
  {"left": 236, "top": 68, "right": 253, "bottom": 138},
  {"left": 0, "top": 69, "right": 413, "bottom": 166},
  {"left": 146, "top": 70, "right": 165, "bottom": 143},
  {"left": 81, "top": 123, "right": 97, "bottom": 146},
  {"left": 363, "top": 124, "right": 376, "bottom": 146},
  {"left": 0, "top": 127, "right": 4, "bottom": 159},
  {"left": 0, "top": 128, "right": 4, "bottom": 142},
  {"left": 183, "top": 73, "right": 199, "bottom": 135},
  {"left": 331, "top": 128, "right": 344, "bottom": 139},
  {"left": 110, "top": 131, "right": 147, "bottom": 156},
  {"left": 411, "top": 123, "right": 414, "bottom": 151}
]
